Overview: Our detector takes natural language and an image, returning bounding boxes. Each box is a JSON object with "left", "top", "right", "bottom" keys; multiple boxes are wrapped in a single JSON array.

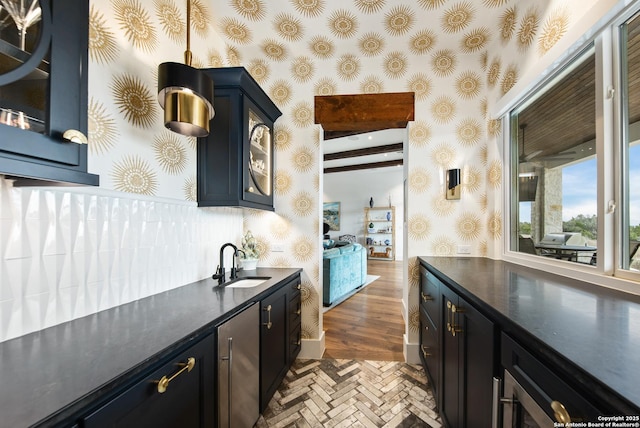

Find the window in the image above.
[
  {"left": 505, "top": 5, "right": 640, "bottom": 282},
  {"left": 510, "top": 46, "right": 598, "bottom": 267},
  {"left": 619, "top": 11, "right": 640, "bottom": 273}
]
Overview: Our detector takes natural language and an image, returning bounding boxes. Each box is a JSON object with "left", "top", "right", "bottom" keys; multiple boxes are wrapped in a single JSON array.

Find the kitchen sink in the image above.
[{"left": 225, "top": 277, "right": 270, "bottom": 288}]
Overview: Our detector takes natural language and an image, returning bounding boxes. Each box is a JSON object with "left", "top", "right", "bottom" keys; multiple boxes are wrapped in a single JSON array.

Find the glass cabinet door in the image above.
[
  {"left": 247, "top": 108, "right": 272, "bottom": 197},
  {"left": 244, "top": 101, "right": 274, "bottom": 208},
  {"left": 0, "top": 0, "right": 96, "bottom": 185},
  {"left": 0, "top": 0, "right": 48, "bottom": 134}
]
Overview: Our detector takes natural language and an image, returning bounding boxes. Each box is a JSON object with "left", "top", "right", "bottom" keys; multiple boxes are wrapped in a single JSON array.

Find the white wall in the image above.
[{"left": 323, "top": 167, "right": 404, "bottom": 260}]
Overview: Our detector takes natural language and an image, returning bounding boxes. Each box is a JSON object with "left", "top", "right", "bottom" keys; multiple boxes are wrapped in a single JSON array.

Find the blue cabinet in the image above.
[
  {"left": 0, "top": 0, "right": 98, "bottom": 186},
  {"left": 197, "top": 67, "right": 281, "bottom": 211}
]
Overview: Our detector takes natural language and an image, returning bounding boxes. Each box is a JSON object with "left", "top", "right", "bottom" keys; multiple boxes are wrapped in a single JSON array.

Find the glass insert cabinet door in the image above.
[
  {"left": 0, "top": 0, "right": 96, "bottom": 185},
  {"left": 0, "top": 0, "right": 48, "bottom": 134},
  {"left": 246, "top": 108, "right": 272, "bottom": 198}
]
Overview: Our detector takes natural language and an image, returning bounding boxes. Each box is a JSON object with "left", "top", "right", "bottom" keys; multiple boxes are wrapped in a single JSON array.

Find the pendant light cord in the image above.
[{"left": 184, "top": 0, "right": 192, "bottom": 66}]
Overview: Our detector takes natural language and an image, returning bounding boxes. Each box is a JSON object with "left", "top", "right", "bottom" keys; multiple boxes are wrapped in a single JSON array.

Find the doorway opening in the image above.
[{"left": 315, "top": 92, "right": 414, "bottom": 362}]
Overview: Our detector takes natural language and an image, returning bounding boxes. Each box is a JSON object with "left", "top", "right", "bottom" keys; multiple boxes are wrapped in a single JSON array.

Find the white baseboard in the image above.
[
  {"left": 298, "top": 331, "right": 325, "bottom": 359},
  {"left": 403, "top": 334, "right": 420, "bottom": 364}
]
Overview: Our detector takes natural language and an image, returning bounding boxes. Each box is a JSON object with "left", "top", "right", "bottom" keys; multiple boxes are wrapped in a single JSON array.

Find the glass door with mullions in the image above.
[
  {"left": 0, "top": 0, "right": 48, "bottom": 134},
  {"left": 243, "top": 98, "right": 274, "bottom": 208}
]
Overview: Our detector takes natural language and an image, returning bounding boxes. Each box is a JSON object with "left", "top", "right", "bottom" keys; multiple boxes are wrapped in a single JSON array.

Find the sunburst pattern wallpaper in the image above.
[{"left": 85, "top": 0, "right": 604, "bottom": 354}]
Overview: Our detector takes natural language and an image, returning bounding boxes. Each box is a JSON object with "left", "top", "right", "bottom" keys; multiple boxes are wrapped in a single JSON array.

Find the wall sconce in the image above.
[
  {"left": 157, "top": 0, "right": 214, "bottom": 137},
  {"left": 446, "top": 168, "right": 461, "bottom": 200}
]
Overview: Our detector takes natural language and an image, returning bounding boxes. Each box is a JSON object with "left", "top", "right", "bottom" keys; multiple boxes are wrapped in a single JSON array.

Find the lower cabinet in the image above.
[
  {"left": 260, "top": 275, "right": 301, "bottom": 412},
  {"left": 500, "top": 333, "right": 605, "bottom": 424},
  {"left": 82, "top": 333, "right": 215, "bottom": 427},
  {"left": 419, "top": 266, "right": 441, "bottom": 402},
  {"left": 419, "top": 270, "right": 495, "bottom": 428},
  {"left": 288, "top": 279, "right": 302, "bottom": 361}
]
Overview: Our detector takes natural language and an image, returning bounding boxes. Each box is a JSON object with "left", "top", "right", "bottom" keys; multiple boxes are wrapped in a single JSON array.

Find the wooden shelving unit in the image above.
[{"left": 364, "top": 206, "right": 395, "bottom": 261}]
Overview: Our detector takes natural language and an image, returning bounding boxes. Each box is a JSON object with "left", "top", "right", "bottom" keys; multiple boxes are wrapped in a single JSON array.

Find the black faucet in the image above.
[{"left": 212, "top": 243, "right": 241, "bottom": 284}]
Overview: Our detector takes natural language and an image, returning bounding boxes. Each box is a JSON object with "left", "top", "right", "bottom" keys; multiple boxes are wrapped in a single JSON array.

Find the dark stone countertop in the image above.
[
  {"left": 419, "top": 256, "right": 640, "bottom": 413},
  {"left": 0, "top": 267, "right": 301, "bottom": 428}
]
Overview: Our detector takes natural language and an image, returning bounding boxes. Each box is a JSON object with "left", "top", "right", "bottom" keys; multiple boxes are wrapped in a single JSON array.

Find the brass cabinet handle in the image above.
[
  {"left": 156, "top": 357, "right": 196, "bottom": 393},
  {"left": 451, "top": 303, "right": 464, "bottom": 337},
  {"left": 62, "top": 129, "right": 88, "bottom": 144},
  {"left": 263, "top": 304, "right": 272, "bottom": 329},
  {"left": 420, "top": 345, "right": 432, "bottom": 358},
  {"left": 446, "top": 300, "right": 452, "bottom": 332},
  {"left": 421, "top": 291, "right": 434, "bottom": 302},
  {"left": 296, "top": 283, "right": 301, "bottom": 290},
  {"left": 551, "top": 401, "right": 571, "bottom": 424},
  {"left": 295, "top": 308, "right": 301, "bottom": 315}
]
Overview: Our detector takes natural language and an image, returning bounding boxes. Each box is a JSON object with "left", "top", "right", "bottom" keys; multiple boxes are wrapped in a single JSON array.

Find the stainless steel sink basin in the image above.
[{"left": 225, "top": 277, "right": 270, "bottom": 288}]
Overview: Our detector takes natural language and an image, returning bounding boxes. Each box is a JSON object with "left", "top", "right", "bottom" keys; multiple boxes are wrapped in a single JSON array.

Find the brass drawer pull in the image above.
[
  {"left": 63, "top": 129, "right": 88, "bottom": 144},
  {"left": 263, "top": 304, "right": 272, "bottom": 329},
  {"left": 551, "top": 401, "right": 571, "bottom": 424},
  {"left": 156, "top": 357, "right": 196, "bottom": 393},
  {"left": 421, "top": 291, "right": 434, "bottom": 302},
  {"left": 295, "top": 308, "right": 301, "bottom": 315},
  {"left": 420, "top": 345, "right": 432, "bottom": 358},
  {"left": 450, "top": 303, "right": 464, "bottom": 336},
  {"left": 296, "top": 283, "right": 301, "bottom": 290}
]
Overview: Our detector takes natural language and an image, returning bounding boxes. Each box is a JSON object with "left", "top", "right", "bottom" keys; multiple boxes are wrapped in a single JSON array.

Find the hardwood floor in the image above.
[{"left": 322, "top": 259, "right": 405, "bottom": 362}]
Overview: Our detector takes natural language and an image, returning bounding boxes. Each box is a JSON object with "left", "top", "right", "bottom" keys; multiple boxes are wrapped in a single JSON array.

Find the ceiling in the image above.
[
  {"left": 323, "top": 128, "right": 405, "bottom": 174},
  {"left": 516, "top": 13, "right": 640, "bottom": 169}
]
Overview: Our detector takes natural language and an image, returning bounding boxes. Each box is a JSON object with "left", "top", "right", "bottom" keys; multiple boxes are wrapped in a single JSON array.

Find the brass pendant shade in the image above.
[{"left": 158, "top": 62, "right": 214, "bottom": 137}]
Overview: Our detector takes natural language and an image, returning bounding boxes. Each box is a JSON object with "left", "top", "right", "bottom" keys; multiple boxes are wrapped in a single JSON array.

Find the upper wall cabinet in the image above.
[
  {"left": 0, "top": 0, "right": 98, "bottom": 186},
  {"left": 197, "top": 67, "right": 281, "bottom": 211}
]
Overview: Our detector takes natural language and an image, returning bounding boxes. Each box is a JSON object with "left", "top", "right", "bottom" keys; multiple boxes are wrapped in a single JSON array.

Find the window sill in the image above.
[{"left": 502, "top": 251, "right": 640, "bottom": 297}]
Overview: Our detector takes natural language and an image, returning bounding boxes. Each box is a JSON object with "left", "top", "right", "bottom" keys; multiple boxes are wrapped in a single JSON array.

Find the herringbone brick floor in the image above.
[{"left": 255, "top": 358, "right": 441, "bottom": 428}]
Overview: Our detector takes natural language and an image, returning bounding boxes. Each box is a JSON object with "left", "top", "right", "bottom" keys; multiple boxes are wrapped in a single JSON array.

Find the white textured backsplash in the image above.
[{"left": 0, "top": 178, "right": 243, "bottom": 343}]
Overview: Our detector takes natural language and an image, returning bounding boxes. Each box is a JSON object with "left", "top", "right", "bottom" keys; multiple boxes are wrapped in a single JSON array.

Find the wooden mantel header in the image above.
[{"left": 314, "top": 92, "right": 415, "bottom": 140}]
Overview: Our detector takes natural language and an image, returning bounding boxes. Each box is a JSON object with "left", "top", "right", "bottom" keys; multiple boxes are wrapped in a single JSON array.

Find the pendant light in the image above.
[{"left": 157, "top": 0, "right": 214, "bottom": 137}]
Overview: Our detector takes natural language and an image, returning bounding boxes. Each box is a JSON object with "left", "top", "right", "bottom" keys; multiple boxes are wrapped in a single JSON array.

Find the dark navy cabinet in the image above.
[
  {"left": 197, "top": 67, "right": 281, "bottom": 211},
  {"left": 419, "top": 265, "right": 496, "bottom": 428},
  {"left": 82, "top": 334, "right": 216, "bottom": 428},
  {"left": 260, "top": 274, "right": 301, "bottom": 411},
  {"left": 0, "top": 0, "right": 98, "bottom": 186}
]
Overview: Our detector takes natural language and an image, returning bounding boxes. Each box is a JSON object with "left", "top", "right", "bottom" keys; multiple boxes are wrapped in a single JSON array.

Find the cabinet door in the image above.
[
  {"left": 243, "top": 97, "right": 274, "bottom": 209},
  {"left": 461, "top": 296, "right": 495, "bottom": 428},
  {"left": 0, "top": 0, "right": 98, "bottom": 185},
  {"left": 288, "top": 280, "right": 302, "bottom": 363},
  {"left": 440, "top": 285, "right": 463, "bottom": 428},
  {"left": 419, "top": 266, "right": 440, "bottom": 328},
  {"left": 83, "top": 334, "right": 215, "bottom": 427},
  {"left": 260, "top": 283, "right": 289, "bottom": 412},
  {"left": 419, "top": 306, "right": 439, "bottom": 402},
  {"left": 197, "top": 67, "right": 281, "bottom": 211},
  {"left": 502, "top": 333, "right": 605, "bottom": 422},
  {"left": 440, "top": 284, "right": 495, "bottom": 428}
]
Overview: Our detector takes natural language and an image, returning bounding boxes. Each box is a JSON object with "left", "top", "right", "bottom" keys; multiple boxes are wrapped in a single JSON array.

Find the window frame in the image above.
[{"left": 500, "top": 2, "right": 640, "bottom": 292}]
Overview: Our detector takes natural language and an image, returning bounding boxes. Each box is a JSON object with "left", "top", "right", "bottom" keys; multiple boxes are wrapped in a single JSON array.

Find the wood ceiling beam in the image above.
[
  {"left": 324, "top": 159, "right": 403, "bottom": 174},
  {"left": 315, "top": 92, "right": 415, "bottom": 135},
  {"left": 324, "top": 143, "right": 403, "bottom": 161},
  {"left": 323, "top": 128, "right": 391, "bottom": 140}
]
